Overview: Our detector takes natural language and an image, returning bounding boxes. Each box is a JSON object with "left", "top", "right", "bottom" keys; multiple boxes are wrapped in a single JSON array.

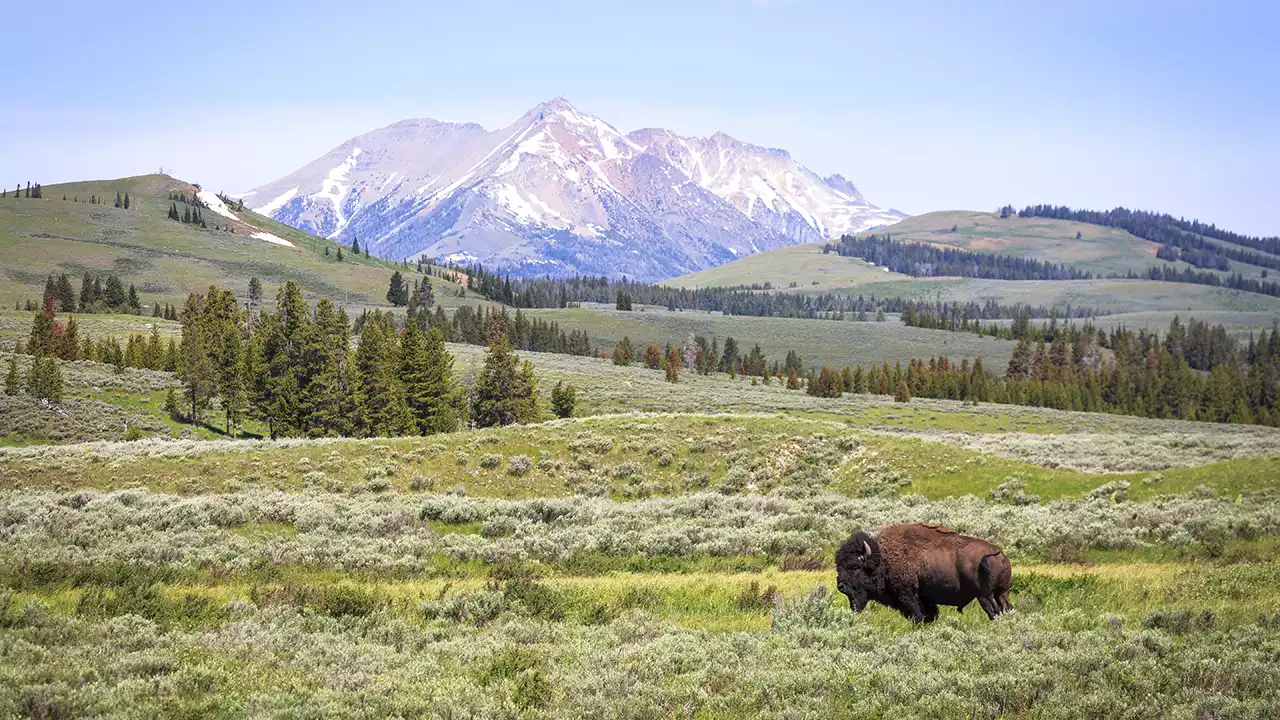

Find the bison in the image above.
[{"left": 835, "top": 523, "right": 1012, "bottom": 622}]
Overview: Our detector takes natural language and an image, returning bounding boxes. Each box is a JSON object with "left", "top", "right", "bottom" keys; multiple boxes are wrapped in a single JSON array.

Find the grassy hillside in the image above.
[
  {"left": 665, "top": 242, "right": 907, "bottom": 289},
  {"left": 856, "top": 210, "right": 1182, "bottom": 276},
  {"left": 0, "top": 175, "right": 460, "bottom": 310}
]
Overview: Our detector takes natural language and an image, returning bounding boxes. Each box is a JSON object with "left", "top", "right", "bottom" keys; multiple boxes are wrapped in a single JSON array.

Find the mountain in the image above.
[{"left": 240, "top": 98, "right": 905, "bottom": 281}]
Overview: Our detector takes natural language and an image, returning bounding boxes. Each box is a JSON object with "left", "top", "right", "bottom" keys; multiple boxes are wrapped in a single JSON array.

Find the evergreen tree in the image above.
[
  {"left": 163, "top": 387, "right": 180, "bottom": 418},
  {"left": 248, "top": 277, "right": 263, "bottom": 309},
  {"left": 400, "top": 324, "right": 457, "bottom": 434},
  {"left": 27, "top": 296, "right": 57, "bottom": 357},
  {"left": 337, "top": 247, "right": 344, "bottom": 261},
  {"left": 472, "top": 333, "right": 536, "bottom": 427},
  {"left": 665, "top": 347, "right": 680, "bottom": 383},
  {"left": 177, "top": 292, "right": 216, "bottom": 425},
  {"left": 352, "top": 317, "right": 408, "bottom": 436},
  {"left": 127, "top": 284, "right": 140, "bottom": 311},
  {"left": 55, "top": 274, "right": 76, "bottom": 312},
  {"left": 79, "top": 273, "right": 95, "bottom": 311},
  {"left": 103, "top": 275, "right": 126, "bottom": 308},
  {"left": 894, "top": 380, "right": 911, "bottom": 403},
  {"left": 387, "top": 270, "right": 409, "bottom": 306},
  {"left": 30, "top": 356, "right": 63, "bottom": 402},
  {"left": 550, "top": 381, "right": 576, "bottom": 418},
  {"left": 123, "top": 193, "right": 130, "bottom": 210},
  {"left": 3, "top": 354, "right": 19, "bottom": 395},
  {"left": 352, "top": 237, "right": 361, "bottom": 255}
]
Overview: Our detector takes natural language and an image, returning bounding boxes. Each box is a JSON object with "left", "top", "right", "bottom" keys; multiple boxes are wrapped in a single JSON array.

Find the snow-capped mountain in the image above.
[{"left": 241, "top": 98, "right": 905, "bottom": 280}]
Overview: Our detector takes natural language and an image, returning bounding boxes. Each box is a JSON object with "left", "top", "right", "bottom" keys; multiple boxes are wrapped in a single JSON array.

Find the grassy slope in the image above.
[
  {"left": 665, "top": 242, "right": 907, "bottom": 288},
  {"left": 665, "top": 212, "right": 1280, "bottom": 325},
  {"left": 0, "top": 175, "right": 457, "bottom": 310},
  {"left": 857, "top": 210, "right": 1181, "bottom": 276}
]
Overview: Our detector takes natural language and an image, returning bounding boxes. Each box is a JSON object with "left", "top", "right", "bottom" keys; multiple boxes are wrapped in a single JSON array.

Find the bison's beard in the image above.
[{"left": 843, "top": 589, "right": 869, "bottom": 613}]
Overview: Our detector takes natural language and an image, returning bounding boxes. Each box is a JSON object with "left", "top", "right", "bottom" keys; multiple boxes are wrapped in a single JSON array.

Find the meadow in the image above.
[{"left": 3, "top": 343, "right": 1280, "bottom": 717}]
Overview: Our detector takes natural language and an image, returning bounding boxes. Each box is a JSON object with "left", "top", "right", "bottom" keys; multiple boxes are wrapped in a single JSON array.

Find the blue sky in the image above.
[{"left": 3, "top": 0, "right": 1277, "bottom": 235}]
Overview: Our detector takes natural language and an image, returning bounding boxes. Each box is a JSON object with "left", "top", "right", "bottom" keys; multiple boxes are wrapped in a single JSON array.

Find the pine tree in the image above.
[
  {"left": 248, "top": 277, "right": 263, "bottom": 309},
  {"left": 1006, "top": 337, "right": 1033, "bottom": 379},
  {"left": 123, "top": 193, "right": 130, "bottom": 210},
  {"left": 472, "top": 333, "right": 534, "bottom": 427},
  {"left": 103, "top": 275, "right": 126, "bottom": 308},
  {"left": 30, "top": 356, "right": 63, "bottom": 402},
  {"left": 387, "top": 271, "right": 409, "bottom": 306},
  {"left": 55, "top": 274, "right": 76, "bottom": 313},
  {"left": 28, "top": 296, "right": 57, "bottom": 357},
  {"left": 352, "top": 237, "right": 361, "bottom": 255},
  {"left": 337, "top": 247, "right": 344, "bottom": 261},
  {"left": 127, "top": 284, "right": 140, "bottom": 311},
  {"left": 400, "top": 324, "right": 457, "bottom": 434},
  {"left": 352, "top": 317, "right": 408, "bottom": 437},
  {"left": 3, "top": 354, "right": 19, "bottom": 395},
  {"left": 894, "top": 380, "right": 911, "bottom": 403},
  {"left": 79, "top": 272, "right": 94, "bottom": 311},
  {"left": 177, "top": 292, "right": 216, "bottom": 425},
  {"left": 114, "top": 191, "right": 122, "bottom": 208},
  {"left": 163, "top": 387, "right": 180, "bottom": 418},
  {"left": 550, "top": 381, "right": 576, "bottom": 418},
  {"left": 665, "top": 347, "right": 680, "bottom": 383}
]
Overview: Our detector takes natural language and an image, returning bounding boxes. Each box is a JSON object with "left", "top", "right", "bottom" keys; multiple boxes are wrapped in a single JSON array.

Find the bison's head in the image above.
[{"left": 834, "top": 531, "right": 882, "bottom": 612}]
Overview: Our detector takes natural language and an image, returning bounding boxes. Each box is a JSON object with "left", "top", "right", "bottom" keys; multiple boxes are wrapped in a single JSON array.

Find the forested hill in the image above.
[{"left": 1019, "top": 205, "right": 1280, "bottom": 272}]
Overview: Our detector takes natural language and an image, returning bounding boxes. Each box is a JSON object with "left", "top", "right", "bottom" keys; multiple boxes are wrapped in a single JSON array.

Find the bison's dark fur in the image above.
[{"left": 835, "top": 523, "right": 1012, "bottom": 622}]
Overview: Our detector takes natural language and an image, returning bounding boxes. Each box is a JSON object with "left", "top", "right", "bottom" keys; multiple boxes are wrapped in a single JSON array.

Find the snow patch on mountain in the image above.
[
  {"left": 253, "top": 187, "right": 299, "bottom": 215},
  {"left": 197, "top": 190, "right": 238, "bottom": 221}
]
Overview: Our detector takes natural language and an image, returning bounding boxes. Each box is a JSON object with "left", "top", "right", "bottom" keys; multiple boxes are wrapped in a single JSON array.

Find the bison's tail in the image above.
[{"left": 979, "top": 551, "right": 1008, "bottom": 587}]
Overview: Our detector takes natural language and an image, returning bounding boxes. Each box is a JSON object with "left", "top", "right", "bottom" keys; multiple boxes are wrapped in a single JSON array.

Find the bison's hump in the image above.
[{"left": 918, "top": 522, "right": 957, "bottom": 534}]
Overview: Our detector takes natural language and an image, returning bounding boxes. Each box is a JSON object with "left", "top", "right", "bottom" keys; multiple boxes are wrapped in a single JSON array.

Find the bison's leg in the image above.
[
  {"left": 955, "top": 598, "right": 970, "bottom": 614},
  {"left": 997, "top": 591, "right": 1013, "bottom": 614},
  {"left": 895, "top": 592, "right": 925, "bottom": 623},
  {"left": 922, "top": 602, "right": 940, "bottom": 624},
  {"left": 977, "top": 595, "right": 999, "bottom": 621}
]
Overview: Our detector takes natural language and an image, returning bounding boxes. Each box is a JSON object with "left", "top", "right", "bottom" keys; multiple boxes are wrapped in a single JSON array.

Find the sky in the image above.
[{"left": 3, "top": 0, "right": 1278, "bottom": 236}]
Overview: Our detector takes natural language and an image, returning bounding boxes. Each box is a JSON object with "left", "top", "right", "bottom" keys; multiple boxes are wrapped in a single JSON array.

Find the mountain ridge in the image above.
[{"left": 241, "top": 98, "right": 904, "bottom": 280}]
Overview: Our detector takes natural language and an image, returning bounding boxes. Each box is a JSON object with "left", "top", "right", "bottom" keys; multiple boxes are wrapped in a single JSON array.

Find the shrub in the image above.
[
  {"left": 990, "top": 477, "right": 1040, "bottom": 506},
  {"left": 507, "top": 455, "right": 533, "bottom": 477},
  {"left": 479, "top": 453, "right": 502, "bottom": 470},
  {"left": 734, "top": 581, "right": 780, "bottom": 611}
]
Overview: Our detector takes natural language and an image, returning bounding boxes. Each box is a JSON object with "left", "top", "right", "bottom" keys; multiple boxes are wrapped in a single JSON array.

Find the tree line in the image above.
[
  {"left": 1019, "top": 205, "right": 1280, "bottom": 272},
  {"left": 4, "top": 182, "right": 43, "bottom": 199},
  {"left": 36, "top": 272, "right": 145, "bottom": 315},
  {"left": 438, "top": 260, "right": 1099, "bottom": 322},
  {"left": 824, "top": 234, "right": 1093, "bottom": 281},
  {"left": 174, "top": 282, "right": 549, "bottom": 438}
]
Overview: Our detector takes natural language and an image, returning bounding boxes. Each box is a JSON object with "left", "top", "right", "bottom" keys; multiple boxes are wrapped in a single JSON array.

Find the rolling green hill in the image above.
[
  {"left": 856, "top": 210, "right": 1178, "bottom": 276},
  {"left": 0, "top": 175, "right": 464, "bottom": 310}
]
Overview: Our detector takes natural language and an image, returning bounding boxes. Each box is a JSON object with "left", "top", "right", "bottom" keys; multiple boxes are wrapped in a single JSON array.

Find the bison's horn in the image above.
[{"left": 862, "top": 541, "right": 871, "bottom": 555}]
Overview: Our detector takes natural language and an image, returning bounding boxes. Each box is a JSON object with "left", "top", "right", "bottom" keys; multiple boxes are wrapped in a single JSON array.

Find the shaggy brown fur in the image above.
[{"left": 835, "top": 523, "right": 1012, "bottom": 623}]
